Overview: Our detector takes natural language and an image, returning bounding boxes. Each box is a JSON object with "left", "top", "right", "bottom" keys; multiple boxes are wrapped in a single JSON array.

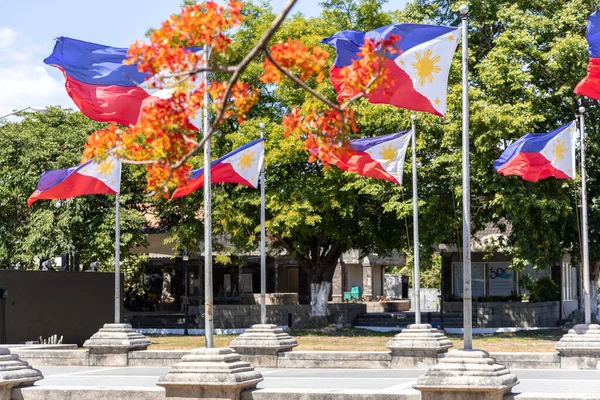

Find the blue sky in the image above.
[{"left": 0, "top": 0, "right": 407, "bottom": 118}]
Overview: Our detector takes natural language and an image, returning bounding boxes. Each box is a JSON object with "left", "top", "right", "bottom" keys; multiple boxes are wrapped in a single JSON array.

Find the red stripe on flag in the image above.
[
  {"left": 171, "top": 163, "right": 254, "bottom": 199},
  {"left": 60, "top": 68, "right": 150, "bottom": 126},
  {"left": 496, "top": 152, "right": 570, "bottom": 182},
  {"left": 329, "top": 149, "right": 400, "bottom": 184},
  {"left": 330, "top": 59, "right": 440, "bottom": 116},
  {"left": 28, "top": 172, "right": 116, "bottom": 207},
  {"left": 574, "top": 58, "right": 600, "bottom": 101}
]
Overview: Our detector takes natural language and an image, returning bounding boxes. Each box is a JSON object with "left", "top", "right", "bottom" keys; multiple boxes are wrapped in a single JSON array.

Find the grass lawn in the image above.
[{"left": 148, "top": 328, "right": 563, "bottom": 352}]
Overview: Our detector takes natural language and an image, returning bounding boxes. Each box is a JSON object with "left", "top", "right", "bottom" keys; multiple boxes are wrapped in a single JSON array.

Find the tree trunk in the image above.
[
  {"left": 161, "top": 267, "right": 173, "bottom": 303},
  {"left": 311, "top": 281, "right": 331, "bottom": 317}
]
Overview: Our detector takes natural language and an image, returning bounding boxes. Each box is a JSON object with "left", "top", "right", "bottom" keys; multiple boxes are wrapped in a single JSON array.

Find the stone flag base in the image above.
[
  {"left": 414, "top": 349, "right": 518, "bottom": 400},
  {"left": 0, "top": 347, "right": 43, "bottom": 400},
  {"left": 386, "top": 323, "right": 453, "bottom": 368},
  {"left": 555, "top": 323, "right": 600, "bottom": 369},
  {"left": 157, "top": 347, "right": 263, "bottom": 400},
  {"left": 229, "top": 324, "right": 298, "bottom": 367},
  {"left": 83, "top": 323, "right": 151, "bottom": 367}
]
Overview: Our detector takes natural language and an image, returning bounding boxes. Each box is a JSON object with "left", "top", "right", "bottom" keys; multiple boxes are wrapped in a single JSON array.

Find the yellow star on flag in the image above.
[
  {"left": 412, "top": 49, "right": 442, "bottom": 86},
  {"left": 551, "top": 140, "right": 567, "bottom": 164},
  {"left": 379, "top": 144, "right": 399, "bottom": 164},
  {"left": 98, "top": 160, "right": 115, "bottom": 178},
  {"left": 238, "top": 151, "right": 256, "bottom": 171}
]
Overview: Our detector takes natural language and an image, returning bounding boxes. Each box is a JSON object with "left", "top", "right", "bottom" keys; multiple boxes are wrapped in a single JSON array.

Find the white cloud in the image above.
[
  {"left": 0, "top": 27, "right": 17, "bottom": 48},
  {"left": 0, "top": 27, "right": 74, "bottom": 119}
]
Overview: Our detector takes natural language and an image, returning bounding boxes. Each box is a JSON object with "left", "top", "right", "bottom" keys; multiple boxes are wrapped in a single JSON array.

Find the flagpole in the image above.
[
  {"left": 411, "top": 114, "right": 421, "bottom": 325},
  {"left": 259, "top": 123, "right": 267, "bottom": 325},
  {"left": 115, "top": 194, "right": 121, "bottom": 323},
  {"left": 579, "top": 107, "right": 591, "bottom": 325},
  {"left": 203, "top": 45, "right": 214, "bottom": 348},
  {"left": 459, "top": 4, "right": 472, "bottom": 350}
]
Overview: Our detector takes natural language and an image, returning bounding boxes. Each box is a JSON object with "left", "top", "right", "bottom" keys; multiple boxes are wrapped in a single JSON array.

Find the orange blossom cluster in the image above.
[
  {"left": 272, "top": 35, "right": 401, "bottom": 166},
  {"left": 333, "top": 34, "right": 401, "bottom": 103},
  {"left": 261, "top": 38, "right": 330, "bottom": 84},
  {"left": 83, "top": 0, "right": 401, "bottom": 193},
  {"left": 208, "top": 81, "right": 260, "bottom": 124}
]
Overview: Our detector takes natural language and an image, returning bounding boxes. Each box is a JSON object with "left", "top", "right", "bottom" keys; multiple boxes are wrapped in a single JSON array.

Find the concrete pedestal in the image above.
[
  {"left": 229, "top": 324, "right": 298, "bottom": 367},
  {"left": 157, "top": 347, "right": 263, "bottom": 400},
  {"left": 414, "top": 349, "right": 518, "bottom": 400},
  {"left": 0, "top": 347, "right": 43, "bottom": 400},
  {"left": 386, "top": 324, "right": 452, "bottom": 368},
  {"left": 555, "top": 323, "right": 600, "bottom": 369},
  {"left": 83, "top": 323, "right": 151, "bottom": 366}
]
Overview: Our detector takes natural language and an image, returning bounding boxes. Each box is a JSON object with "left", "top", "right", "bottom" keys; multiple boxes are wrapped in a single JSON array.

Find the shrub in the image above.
[{"left": 522, "top": 276, "right": 560, "bottom": 302}]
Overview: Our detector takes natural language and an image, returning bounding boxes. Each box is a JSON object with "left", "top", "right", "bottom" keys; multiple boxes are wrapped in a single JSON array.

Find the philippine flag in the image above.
[
  {"left": 172, "top": 138, "right": 264, "bottom": 199},
  {"left": 329, "top": 131, "right": 412, "bottom": 184},
  {"left": 44, "top": 37, "right": 196, "bottom": 128},
  {"left": 28, "top": 155, "right": 121, "bottom": 207},
  {"left": 574, "top": 11, "right": 600, "bottom": 99},
  {"left": 494, "top": 122, "right": 577, "bottom": 182},
  {"left": 321, "top": 23, "right": 460, "bottom": 116}
]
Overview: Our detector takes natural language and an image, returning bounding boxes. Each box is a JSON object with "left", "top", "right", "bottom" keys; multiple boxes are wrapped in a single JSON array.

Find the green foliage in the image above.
[
  {"left": 0, "top": 107, "right": 148, "bottom": 271},
  {"left": 520, "top": 275, "right": 561, "bottom": 302},
  {"left": 392, "top": 0, "right": 597, "bottom": 272},
  {"left": 388, "top": 253, "right": 441, "bottom": 288},
  {"left": 122, "top": 254, "right": 151, "bottom": 294},
  {"left": 166, "top": 1, "right": 413, "bottom": 288}
]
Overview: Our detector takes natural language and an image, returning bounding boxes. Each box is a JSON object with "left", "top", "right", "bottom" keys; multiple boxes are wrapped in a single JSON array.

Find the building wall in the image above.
[
  {"left": 129, "top": 303, "right": 367, "bottom": 329},
  {"left": 345, "top": 264, "right": 362, "bottom": 292},
  {"left": 0, "top": 270, "right": 119, "bottom": 345},
  {"left": 444, "top": 301, "right": 560, "bottom": 328},
  {"left": 372, "top": 265, "right": 383, "bottom": 298}
]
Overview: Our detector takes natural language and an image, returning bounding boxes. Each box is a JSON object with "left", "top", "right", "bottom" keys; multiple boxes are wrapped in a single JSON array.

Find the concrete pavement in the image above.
[{"left": 13, "top": 366, "right": 597, "bottom": 399}]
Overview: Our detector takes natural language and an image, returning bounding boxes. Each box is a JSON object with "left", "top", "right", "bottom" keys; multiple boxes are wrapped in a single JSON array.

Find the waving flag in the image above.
[
  {"left": 172, "top": 139, "right": 264, "bottom": 199},
  {"left": 28, "top": 155, "right": 121, "bottom": 206},
  {"left": 494, "top": 122, "right": 577, "bottom": 182},
  {"left": 321, "top": 23, "right": 460, "bottom": 116},
  {"left": 329, "top": 131, "right": 412, "bottom": 184},
  {"left": 575, "top": 11, "right": 600, "bottom": 99},
  {"left": 44, "top": 37, "right": 197, "bottom": 128}
]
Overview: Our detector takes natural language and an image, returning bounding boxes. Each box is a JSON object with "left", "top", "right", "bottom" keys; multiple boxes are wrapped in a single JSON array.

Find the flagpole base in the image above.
[
  {"left": 386, "top": 323, "right": 452, "bottom": 368},
  {"left": 83, "top": 323, "right": 151, "bottom": 367},
  {"left": 414, "top": 349, "right": 518, "bottom": 400},
  {"left": 0, "top": 347, "right": 43, "bottom": 399},
  {"left": 556, "top": 323, "right": 600, "bottom": 369},
  {"left": 229, "top": 324, "right": 298, "bottom": 367},
  {"left": 157, "top": 347, "right": 262, "bottom": 400}
]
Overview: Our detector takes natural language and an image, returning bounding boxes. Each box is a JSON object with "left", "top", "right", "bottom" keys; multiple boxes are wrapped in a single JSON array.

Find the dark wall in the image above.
[{"left": 0, "top": 270, "right": 122, "bottom": 346}]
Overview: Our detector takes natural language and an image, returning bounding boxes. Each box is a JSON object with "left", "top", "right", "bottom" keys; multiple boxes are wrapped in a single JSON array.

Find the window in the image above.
[
  {"left": 453, "top": 263, "right": 485, "bottom": 299},
  {"left": 241, "top": 273, "right": 253, "bottom": 293},
  {"left": 488, "top": 263, "right": 513, "bottom": 297}
]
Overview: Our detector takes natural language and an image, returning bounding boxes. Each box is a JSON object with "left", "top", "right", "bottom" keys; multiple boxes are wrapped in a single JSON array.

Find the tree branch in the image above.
[
  {"left": 264, "top": 50, "right": 341, "bottom": 112},
  {"left": 170, "top": 0, "right": 299, "bottom": 171}
]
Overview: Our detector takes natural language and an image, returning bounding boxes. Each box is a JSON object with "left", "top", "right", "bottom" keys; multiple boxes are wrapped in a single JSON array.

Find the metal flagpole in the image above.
[
  {"left": 260, "top": 123, "right": 267, "bottom": 325},
  {"left": 459, "top": 4, "right": 472, "bottom": 350},
  {"left": 579, "top": 107, "right": 591, "bottom": 325},
  {"left": 115, "top": 194, "right": 121, "bottom": 323},
  {"left": 411, "top": 115, "right": 421, "bottom": 325},
  {"left": 203, "top": 45, "right": 214, "bottom": 348}
]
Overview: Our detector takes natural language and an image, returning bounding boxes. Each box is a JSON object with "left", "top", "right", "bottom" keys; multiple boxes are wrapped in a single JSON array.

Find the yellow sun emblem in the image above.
[
  {"left": 551, "top": 140, "right": 567, "bottom": 164},
  {"left": 379, "top": 144, "right": 398, "bottom": 164},
  {"left": 238, "top": 151, "right": 255, "bottom": 171},
  {"left": 175, "top": 77, "right": 193, "bottom": 93},
  {"left": 411, "top": 49, "right": 442, "bottom": 86},
  {"left": 97, "top": 160, "right": 115, "bottom": 178}
]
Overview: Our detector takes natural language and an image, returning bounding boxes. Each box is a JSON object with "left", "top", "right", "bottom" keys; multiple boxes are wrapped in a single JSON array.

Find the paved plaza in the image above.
[{"left": 25, "top": 366, "right": 600, "bottom": 399}]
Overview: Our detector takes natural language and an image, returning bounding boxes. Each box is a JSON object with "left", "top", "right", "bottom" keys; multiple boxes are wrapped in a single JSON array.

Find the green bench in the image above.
[{"left": 343, "top": 286, "right": 362, "bottom": 301}]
